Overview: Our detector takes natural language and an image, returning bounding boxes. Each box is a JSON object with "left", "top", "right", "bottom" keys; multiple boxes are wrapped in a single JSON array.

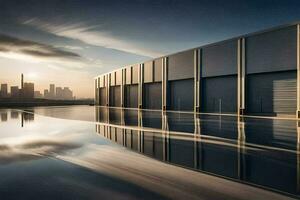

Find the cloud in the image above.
[
  {"left": 0, "top": 34, "right": 80, "bottom": 59},
  {"left": 0, "top": 139, "right": 82, "bottom": 165},
  {"left": 0, "top": 33, "right": 102, "bottom": 70},
  {"left": 23, "top": 18, "right": 163, "bottom": 58},
  {"left": 56, "top": 45, "right": 84, "bottom": 50}
]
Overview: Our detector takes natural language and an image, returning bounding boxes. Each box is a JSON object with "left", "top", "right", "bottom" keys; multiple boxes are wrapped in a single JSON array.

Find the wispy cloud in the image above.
[
  {"left": 0, "top": 33, "right": 102, "bottom": 70},
  {"left": 23, "top": 18, "right": 163, "bottom": 58}
]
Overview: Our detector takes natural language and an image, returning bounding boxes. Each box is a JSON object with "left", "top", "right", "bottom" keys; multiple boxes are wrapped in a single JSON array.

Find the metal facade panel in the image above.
[
  {"left": 168, "top": 78, "right": 194, "bottom": 111},
  {"left": 100, "top": 76, "right": 104, "bottom": 88},
  {"left": 154, "top": 58, "right": 162, "bottom": 82},
  {"left": 202, "top": 40, "right": 238, "bottom": 77},
  {"left": 143, "top": 82, "right": 162, "bottom": 109},
  {"left": 132, "top": 64, "right": 139, "bottom": 84},
  {"left": 247, "top": 71, "right": 296, "bottom": 115},
  {"left": 168, "top": 50, "right": 194, "bottom": 81},
  {"left": 110, "top": 72, "right": 116, "bottom": 86},
  {"left": 109, "top": 86, "right": 121, "bottom": 107},
  {"left": 124, "top": 84, "right": 138, "bottom": 108},
  {"left": 246, "top": 26, "right": 297, "bottom": 74},
  {"left": 116, "top": 70, "right": 122, "bottom": 85},
  {"left": 126, "top": 67, "right": 132, "bottom": 85},
  {"left": 202, "top": 75, "right": 237, "bottom": 113},
  {"left": 144, "top": 61, "right": 153, "bottom": 83}
]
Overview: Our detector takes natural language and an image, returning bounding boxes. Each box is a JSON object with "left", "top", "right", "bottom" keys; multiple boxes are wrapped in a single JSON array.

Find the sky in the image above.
[{"left": 1, "top": 0, "right": 300, "bottom": 98}]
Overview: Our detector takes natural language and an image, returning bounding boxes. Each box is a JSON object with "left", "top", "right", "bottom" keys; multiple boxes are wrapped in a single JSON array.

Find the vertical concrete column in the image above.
[
  {"left": 138, "top": 64, "right": 144, "bottom": 109},
  {"left": 121, "top": 68, "right": 125, "bottom": 107},
  {"left": 106, "top": 74, "right": 109, "bottom": 107},
  {"left": 98, "top": 77, "right": 100, "bottom": 105},
  {"left": 297, "top": 24, "right": 300, "bottom": 118},
  {"left": 94, "top": 78, "right": 98, "bottom": 105},
  {"left": 162, "top": 57, "right": 168, "bottom": 111},
  {"left": 98, "top": 77, "right": 101, "bottom": 106},
  {"left": 237, "top": 38, "right": 246, "bottom": 116},
  {"left": 194, "top": 49, "right": 201, "bottom": 113}
]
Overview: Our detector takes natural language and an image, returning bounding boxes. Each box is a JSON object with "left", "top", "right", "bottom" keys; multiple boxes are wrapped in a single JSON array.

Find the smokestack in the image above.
[{"left": 21, "top": 73, "right": 24, "bottom": 89}]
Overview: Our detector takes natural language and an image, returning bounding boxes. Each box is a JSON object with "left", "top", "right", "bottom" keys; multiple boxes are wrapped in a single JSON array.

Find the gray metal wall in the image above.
[
  {"left": 154, "top": 58, "right": 162, "bottom": 82},
  {"left": 143, "top": 58, "right": 162, "bottom": 109},
  {"left": 168, "top": 50, "right": 194, "bottom": 81},
  {"left": 246, "top": 26, "right": 297, "bottom": 74},
  {"left": 201, "top": 39, "right": 238, "bottom": 113},
  {"left": 202, "top": 39, "right": 237, "bottom": 77},
  {"left": 202, "top": 75, "right": 237, "bottom": 113},
  {"left": 247, "top": 71, "right": 296, "bottom": 115}
]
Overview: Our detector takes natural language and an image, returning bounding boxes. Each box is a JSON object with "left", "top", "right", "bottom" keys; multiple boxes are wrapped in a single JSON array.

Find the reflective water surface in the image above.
[{"left": 0, "top": 106, "right": 298, "bottom": 199}]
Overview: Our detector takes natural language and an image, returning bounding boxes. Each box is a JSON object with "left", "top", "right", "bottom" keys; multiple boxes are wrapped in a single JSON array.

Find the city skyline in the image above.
[{"left": 0, "top": 74, "right": 76, "bottom": 100}]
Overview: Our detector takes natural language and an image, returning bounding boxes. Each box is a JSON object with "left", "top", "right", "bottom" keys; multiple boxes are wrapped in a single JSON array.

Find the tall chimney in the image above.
[{"left": 21, "top": 73, "right": 24, "bottom": 89}]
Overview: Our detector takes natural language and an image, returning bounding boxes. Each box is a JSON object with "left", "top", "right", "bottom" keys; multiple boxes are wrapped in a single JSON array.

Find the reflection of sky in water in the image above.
[{"left": 0, "top": 107, "right": 297, "bottom": 200}]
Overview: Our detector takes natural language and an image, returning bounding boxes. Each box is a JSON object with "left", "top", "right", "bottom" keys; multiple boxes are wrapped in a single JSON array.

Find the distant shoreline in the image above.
[{"left": 0, "top": 98, "right": 94, "bottom": 107}]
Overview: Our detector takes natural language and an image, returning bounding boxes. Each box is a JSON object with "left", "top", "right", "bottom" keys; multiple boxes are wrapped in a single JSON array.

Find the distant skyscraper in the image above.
[
  {"left": 10, "top": 86, "right": 19, "bottom": 98},
  {"left": 34, "top": 91, "right": 43, "bottom": 98},
  {"left": 21, "top": 74, "right": 24, "bottom": 89},
  {"left": 23, "top": 82, "right": 34, "bottom": 99},
  {"left": 44, "top": 89, "right": 49, "bottom": 99},
  {"left": 63, "top": 87, "right": 73, "bottom": 100},
  {"left": 0, "top": 84, "right": 8, "bottom": 98},
  {"left": 49, "top": 84, "right": 55, "bottom": 99},
  {"left": 56, "top": 87, "right": 63, "bottom": 100}
]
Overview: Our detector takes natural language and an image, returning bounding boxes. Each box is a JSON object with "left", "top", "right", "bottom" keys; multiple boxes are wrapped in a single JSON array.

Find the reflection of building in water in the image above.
[
  {"left": 21, "top": 111, "right": 34, "bottom": 127},
  {"left": 95, "top": 107, "right": 299, "bottom": 197},
  {"left": 0, "top": 112, "right": 8, "bottom": 122},
  {"left": 10, "top": 111, "right": 19, "bottom": 119},
  {"left": 22, "top": 112, "right": 34, "bottom": 122}
]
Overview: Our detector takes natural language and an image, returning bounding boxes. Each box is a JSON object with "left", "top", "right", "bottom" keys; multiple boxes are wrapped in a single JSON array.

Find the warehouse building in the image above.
[{"left": 95, "top": 23, "right": 300, "bottom": 117}]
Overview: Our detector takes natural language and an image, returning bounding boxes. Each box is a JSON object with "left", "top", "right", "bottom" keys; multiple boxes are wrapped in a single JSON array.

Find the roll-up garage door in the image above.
[
  {"left": 143, "top": 82, "right": 162, "bottom": 109},
  {"left": 247, "top": 71, "right": 296, "bottom": 115},
  {"left": 109, "top": 86, "right": 121, "bottom": 107},
  {"left": 99, "top": 88, "right": 106, "bottom": 106},
  {"left": 168, "top": 78, "right": 194, "bottom": 111},
  {"left": 125, "top": 84, "right": 138, "bottom": 108},
  {"left": 202, "top": 75, "right": 237, "bottom": 113}
]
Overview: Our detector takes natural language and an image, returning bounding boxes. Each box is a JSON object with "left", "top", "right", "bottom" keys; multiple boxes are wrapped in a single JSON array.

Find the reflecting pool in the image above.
[{"left": 0, "top": 106, "right": 297, "bottom": 199}]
